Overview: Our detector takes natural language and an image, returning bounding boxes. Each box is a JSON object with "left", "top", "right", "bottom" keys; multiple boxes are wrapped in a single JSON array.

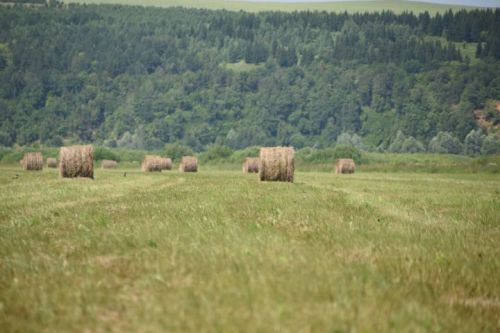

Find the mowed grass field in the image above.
[
  {"left": 0, "top": 165, "right": 499, "bottom": 332},
  {"left": 63, "top": 0, "right": 476, "bottom": 14}
]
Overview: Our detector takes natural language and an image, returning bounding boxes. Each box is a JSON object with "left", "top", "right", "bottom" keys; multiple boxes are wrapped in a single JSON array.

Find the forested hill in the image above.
[{"left": 0, "top": 4, "right": 499, "bottom": 153}]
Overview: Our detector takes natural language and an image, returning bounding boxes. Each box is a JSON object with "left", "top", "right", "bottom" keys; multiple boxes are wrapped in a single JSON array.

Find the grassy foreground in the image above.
[
  {"left": 0, "top": 165, "right": 499, "bottom": 332},
  {"left": 63, "top": 0, "right": 476, "bottom": 14}
]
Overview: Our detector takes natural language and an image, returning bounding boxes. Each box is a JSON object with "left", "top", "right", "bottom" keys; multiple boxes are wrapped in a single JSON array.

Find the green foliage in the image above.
[
  {"left": 0, "top": 146, "right": 11, "bottom": 161},
  {"left": 164, "top": 143, "right": 194, "bottom": 162},
  {"left": 0, "top": 5, "right": 499, "bottom": 153},
  {"left": 226, "top": 146, "right": 261, "bottom": 163},
  {"left": 296, "top": 145, "right": 362, "bottom": 165},
  {"left": 93, "top": 147, "right": 120, "bottom": 162},
  {"left": 0, "top": 146, "right": 58, "bottom": 163},
  {"left": 199, "top": 145, "right": 233, "bottom": 163},
  {"left": 401, "top": 137, "right": 426, "bottom": 153},
  {"left": 332, "top": 144, "right": 363, "bottom": 163},
  {"left": 336, "top": 132, "right": 365, "bottom": 151},
  {"left": 464, "top": 129, "right": 486, "bottom": 156},
  {"left": 481, "top": 135, "right": 500, "bottom": 155},
  {"left": 360, "top": 152, "right": 499, "bottom": 173},
  {"left": 428, "top": 131, "right": 463, "bottom": 154},
  {"left": 111, "top": 148, "right": 151, "bottom": 162},
  {"left": 0, "top": 130, "right": 13, "bottom": 147},
  {"left": 388, "top": 131, "right": 407, "bottom": 153}
]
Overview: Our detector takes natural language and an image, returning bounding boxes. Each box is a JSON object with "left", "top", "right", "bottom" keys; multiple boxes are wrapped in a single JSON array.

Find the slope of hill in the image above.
[
  {"left": 62, "top": 0, "right": 477, "bottom": 14},
  {"left": 0, "top": 4, "right": 499, "bottom": 152}
]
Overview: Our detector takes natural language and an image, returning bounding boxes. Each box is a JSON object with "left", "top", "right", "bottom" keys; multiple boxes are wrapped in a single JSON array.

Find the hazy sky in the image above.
[{"left": 243, "top": 0, "right": 500, "bottom": 7}]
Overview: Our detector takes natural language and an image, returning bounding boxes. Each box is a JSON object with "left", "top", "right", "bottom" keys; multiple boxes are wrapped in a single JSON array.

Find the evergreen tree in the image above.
[
  {"left": 463, "top": 129, "right": 486, "bottom": 155},
  {"left": 428, "top": 131, "right": 463, "bottom": 154},
  {"left": 481, "top": 135, "right": 500, "bottom": 155}
]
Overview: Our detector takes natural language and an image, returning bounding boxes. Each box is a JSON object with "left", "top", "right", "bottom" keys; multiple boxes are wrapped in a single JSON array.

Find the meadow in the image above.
[
  {"left": 0, "top": 159, "right": 499, "bottom": 332},
  {"left": 63, "top": 0, "right": 476, "bottom": 14}
]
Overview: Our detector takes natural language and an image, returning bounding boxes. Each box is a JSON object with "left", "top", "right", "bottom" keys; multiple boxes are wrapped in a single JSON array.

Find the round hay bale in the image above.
[
  {"left": 179, "top": 156, "right": 198, "bottom": 172},
  {"left": 47, "top": 157, "right": 57, "bottom": 168},
  {"left": 59, "top": 145, "right": 94, "bottom": 179},
  {"left": 259, "top": 147, "right": 294, "bottom": 182},
  {"left": 21, "top": 152, "right": 43, "bottom": 171},
  {"left": 141, "top": 155, "right": 162, "bottom": 172},
  {"left": 242, "top": 157, "right": 259, "bottom": 173},
  {"left": 160, "top": 157, "right": 172, "bottom": 170},
  {"left": 102, "top": 160, "right": 118, "bottom": 169},
  {"left": 335, "top": 158, "right": 356, "bottom": 174}
]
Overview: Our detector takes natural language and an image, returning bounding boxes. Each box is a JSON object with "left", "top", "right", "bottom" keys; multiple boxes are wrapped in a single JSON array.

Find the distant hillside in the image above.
[
  {"left": 0, "top": 5, "right": 499, "bottom": 154},
  {"left": 62, "top": 0, "right": 476, "bottom": 14}
]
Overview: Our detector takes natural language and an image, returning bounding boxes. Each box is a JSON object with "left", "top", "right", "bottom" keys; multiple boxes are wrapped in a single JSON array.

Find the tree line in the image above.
[{"left": 0, "top": 4, "right": 499, "bottom": 154}]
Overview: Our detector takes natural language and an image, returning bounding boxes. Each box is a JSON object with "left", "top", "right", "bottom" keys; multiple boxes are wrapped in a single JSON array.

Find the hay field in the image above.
[
  {"left": 62, "top": 0, "right": 476, "bottom": 14},
  {"left": 0, "top": 165, "right": 499, "bottom": 331}
]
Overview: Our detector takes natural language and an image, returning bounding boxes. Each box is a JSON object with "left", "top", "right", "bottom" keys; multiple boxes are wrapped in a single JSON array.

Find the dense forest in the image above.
[{"left": 0, "top": 3, "right": 499, "bottom": 154}]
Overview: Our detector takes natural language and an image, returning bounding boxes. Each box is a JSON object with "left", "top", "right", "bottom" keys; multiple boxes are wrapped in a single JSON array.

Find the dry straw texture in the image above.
[
  {"left": 101, "top": 160, "right": 118, "bottom": 169},
  {"left": 242, "top": 157, "right": 260, "bottom": 173},
  {"left": 46, "top": 158, "right": 57, "bottom": 168},
  {"left": 160, "top": 157, "right": 173, "bottom": 170},
  {"left": 59, "top": 145, "right": 94, "bottom": 179},
  {"left": 21, "top": 152, "right": 43, "bottom": 171},
  {"left": 179, "top": 156, "right": 198, "bottom": 172},
  {"left": 259, "top": 147, "right": 294, "bottom": 182},
  {"left": 335, "top": 159, "right": 356, "bottom": 174},
  {"left": 142, "top": 155, "right": 162, "bottom": 172}
]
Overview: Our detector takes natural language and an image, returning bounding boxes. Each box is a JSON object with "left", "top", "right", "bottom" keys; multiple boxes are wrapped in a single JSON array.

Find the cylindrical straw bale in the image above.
[
  {"left": 335, "top": 159, "right": 356, "bottom": 174},
  {"left": 47, "top": 157, "right": 57, "bottom": 168},
  {"left": 160, "top": 157, "right": 172, "bottom": 170},
  {"left": 141, "top": 155, "right": 162, "bottom": 172},
  {"left": 102, "top": 160, "right": 118, "bottom": 169},
  {"left": 21, "top": 152, "right": 43, "bottom": 171},
  {"left": 259, "top": 147, "right": 294, "bottom": 182},
  {"left": 242, "top": 157, "right": 260, "bottom": 173},
  {"left": 59, "top": 145, "right": 94, "bottom": 179},
  {"left": 179, "top": 156, "right": 198, "bottom": 172}
]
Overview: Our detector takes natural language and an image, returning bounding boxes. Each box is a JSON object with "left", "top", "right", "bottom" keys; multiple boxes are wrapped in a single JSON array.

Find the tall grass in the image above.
[{"left": 2, "top": 146, "right": 499, "bottom": 173}]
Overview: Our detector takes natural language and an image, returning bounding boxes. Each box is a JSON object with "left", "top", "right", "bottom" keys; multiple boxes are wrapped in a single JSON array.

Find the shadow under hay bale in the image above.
[
  {"left": 142, "top": 155, "right": 162, "bottom": 172},
  {"left": 59, "top": 145, "right": 94, "bottom": 179},
  {"left": 160, "top": 157, "right": 172, "bottom": 170},
  {"left": 259, "top": 147, "right": 294, "bottom": 182},
  {"left": 335, "top": 158, "right": 356, "bottom": 174},
  {"left": 47, "top": 157, "right": 57, "bottom": 168},
  {"left": 179, "top": 156, "right": 198, "bottom": 172},
  {"left": 102, "top": 160, "right": 118, "bottom": 169},
  {"left": 21, "top": 152, "right": 43, "bottom": 171},
  {"left": 242, "top": 157, "right": 260, "bottom": 173}
]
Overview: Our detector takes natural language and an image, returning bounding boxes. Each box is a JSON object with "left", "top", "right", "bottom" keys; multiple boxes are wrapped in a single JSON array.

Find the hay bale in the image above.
[
  {"left": 335, "top": 158, "right": 356, "bottom": 174},
  {"left": 159, "top": 157, "right": 172, "bottom": 170},
  {"left": 102, "top": 160, "right": 118, "bottom": 169},
  {"left": 59, "top": 145, "right": 94, "bottom": 179},
  {"left": 179, "top": 156, "right": 198, "bottom": 172},
  {"left": 259, "top": 147, "right": 294, "bottom": 182},
  {"left": 242, "top": 157, "right": 259, "bottom": 173},
  {"left": 21, "top": 152, "right": 43, "bottom": 171},
  {"left": 47, "top": 158, "right": 57, "bottom": 168},
  {"left": 141, "top": 155, "right": 162, "bottom": 172}
]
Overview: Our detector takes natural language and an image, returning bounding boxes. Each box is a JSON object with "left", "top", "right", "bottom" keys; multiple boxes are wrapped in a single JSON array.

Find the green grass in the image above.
[
  {"left": 0, "top": 164, "right": 499, "bottom": 332},
  {"left": 425, "top": 36, "right": 479, "bottom": 62},
  {"left": 63, "top": 0, "right": 481, "bottom": 14}
]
